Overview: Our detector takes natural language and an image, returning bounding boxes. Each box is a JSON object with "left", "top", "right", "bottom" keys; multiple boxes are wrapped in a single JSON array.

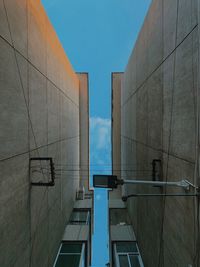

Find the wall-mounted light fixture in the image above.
[{"left": 93, "top": 175, "right": 199, "bottom": 201}]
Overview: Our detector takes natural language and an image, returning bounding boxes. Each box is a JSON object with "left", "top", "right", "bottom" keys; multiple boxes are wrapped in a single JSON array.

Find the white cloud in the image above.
[
  {"left": 90, "top": 117, "right": 111, "bottom": 130},
  {"left": 90, "top": 117, "right": 111, "bottom": 150},
  {"left": 90, "top": 117, "right": 112, "bottom": 185}
]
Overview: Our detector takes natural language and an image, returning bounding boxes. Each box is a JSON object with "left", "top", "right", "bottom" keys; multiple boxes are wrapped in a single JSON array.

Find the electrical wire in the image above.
[
  {"left": 191, "top": 1, "right": 198, "bottom": 263},
  {"left": 192, "top": 0, "right": 200, "bottom": 265},
  {"left": 1, "top": 2, "right": 79, "bottom": 265},
  {"left": 158, "top": 1, "right": 179, "bottom": 265},
  {"left": 123, "top": 193, "right": 199, "bottom": 199},
  {"left": 31, "top": 165, "right": 152, "bottom": 172},
  {"left": 55, "top": 169, "right": 152, "bottom": 173},
  {"left": 54, "top": 163, "right": 141, "bottom": 166},
  {"left": 32, "top": 168, "right": 152, "bottom": 180},
  {"left": 2, "top": 3, "right": 50, "bottom": 263}
]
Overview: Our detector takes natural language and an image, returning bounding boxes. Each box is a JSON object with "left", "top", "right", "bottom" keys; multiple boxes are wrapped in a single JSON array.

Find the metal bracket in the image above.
[
  {"left": 30, "top": 157, "right": 55, "bottom": 186},
  {"left": 119, "top": 178, "right": 197, "bottom": 191},
  {"left": 122, "top": 192, "right": 200, "bottom": 202},
  {"left": 152, "top": 159, "right": 162, "bottom": 183},
  {"left": 121, "top": 179, "right": 199, "bottom": 201}
]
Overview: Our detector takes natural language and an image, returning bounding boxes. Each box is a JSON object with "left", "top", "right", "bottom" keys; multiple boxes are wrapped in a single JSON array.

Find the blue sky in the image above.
[{"left": 42, "top": 0, "right": 151, "bottom": 266}]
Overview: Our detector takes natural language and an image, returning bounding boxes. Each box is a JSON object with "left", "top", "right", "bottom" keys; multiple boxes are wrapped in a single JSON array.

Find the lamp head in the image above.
[{"left": 93, "top": 175, "right": 118, "bottom": 189}]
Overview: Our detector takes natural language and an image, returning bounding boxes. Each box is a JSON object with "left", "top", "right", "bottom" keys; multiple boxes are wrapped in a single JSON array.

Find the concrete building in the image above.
[
  {"left": 109, "top": 73, "right": 144, "bottom": 267},
  {"left": 111, "top": 0, "right": 200, "bottom": 266},
  {"left": 0, "top": 1, "right": 91, "bottom": 267},
  {"left": 78, "top": 73, "right": 90, "bottom": 193}
]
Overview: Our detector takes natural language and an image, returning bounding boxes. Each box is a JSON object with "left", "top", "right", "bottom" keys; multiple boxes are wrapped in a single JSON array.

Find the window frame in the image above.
[
  {"left": 53, "top": 241, "right": 86, "bottom": 267},
  {"left": 113, "top": 242, "right": 144, "bottom": 267},
  {"left": 109, "top": 208, "right": 131, "bottom": 226},
  {"left": 69, "top": 209, "right": 90, "bottom": 225}
]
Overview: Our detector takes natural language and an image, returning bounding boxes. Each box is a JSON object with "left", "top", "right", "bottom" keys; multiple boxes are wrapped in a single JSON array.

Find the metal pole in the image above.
[
  {"left": 122, "top": 193, "right": 199, "bottom": 202},
  {"left": 122, "top": 179, "right": 193, "bottom": 190}
]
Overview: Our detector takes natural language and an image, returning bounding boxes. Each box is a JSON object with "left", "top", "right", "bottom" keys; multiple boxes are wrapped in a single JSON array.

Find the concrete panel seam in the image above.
[
  {"left": 0, "top": 34, "right": 79, "bottom": 109},
  {"left": 0, "top": 135, "right": 80, "bottom": 162},
  {"left": 121, "top": 23, "right": 198, "bottom": 108},
  {"left": 121, "top": 134, "right": 195, "bottom": 165}
]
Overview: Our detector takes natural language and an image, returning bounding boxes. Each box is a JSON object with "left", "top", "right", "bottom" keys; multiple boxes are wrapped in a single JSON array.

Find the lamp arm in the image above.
[
  {"left": 122, "top": 192, "right": 199, "bottom": 202},
  {"left": 118, "top": 179, "right": 198, "bottom": 191}
]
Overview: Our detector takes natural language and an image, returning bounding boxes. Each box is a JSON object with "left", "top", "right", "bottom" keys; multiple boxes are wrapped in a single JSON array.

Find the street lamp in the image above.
[{"left": 93, "top": 175, "right": 199, "bottom": 201}]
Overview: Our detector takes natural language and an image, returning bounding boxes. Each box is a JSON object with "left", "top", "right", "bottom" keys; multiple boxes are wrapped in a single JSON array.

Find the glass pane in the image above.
[
  {"left": 116, "top": 242, "right": 138, "bottom": 253},
  {"left": 119, "top": 255, "right": 130, "bottom": 267},
  {"left": 70, "top": 211, "right": 88, "bottom": 223},
  {"left": 60, "top": 243, "right": 82, "bottom": 253},
  {"left": 129, "top": 255, "right": 141, "bottom": 267},
  {"left": 55, "top": 254, "right": 80, "bottom": 267},
  {"left": 110, "top": 209, "right": 131, "bottom": 225}
]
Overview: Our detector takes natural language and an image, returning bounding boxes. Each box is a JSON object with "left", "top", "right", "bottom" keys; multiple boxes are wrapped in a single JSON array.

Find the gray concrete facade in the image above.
[
  {"left": 120, "top": 0, "right": 200, "bottom": 266},
  {"left": 0, "top": 1, "right": 89, "bottom": 266},
  {"left": 111, "top": 72, "right": 123, "bottom": 200},
  {"left": 62, "top": 197, "right": 93, "bottom": 267},
  {"left": 78, "top": 73, "right": 90, "bottom": 192}
]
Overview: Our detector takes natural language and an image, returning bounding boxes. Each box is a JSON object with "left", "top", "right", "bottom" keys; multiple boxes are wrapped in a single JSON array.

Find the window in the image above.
[
  {"left": 54, "top": 242, "right": 85, "bottom": 267},
  {"left": 69, "top": 210, "right": 90, "bottom": 225},
  {"left": 110, "top": 209, "right": 131, "bottom": 225},
  {"left": 114, "top": 242, "right": 144, "bottom": 267}
]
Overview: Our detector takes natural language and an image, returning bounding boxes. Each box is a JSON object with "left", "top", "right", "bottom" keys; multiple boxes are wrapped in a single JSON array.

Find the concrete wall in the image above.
[
  {"left": 0, "top": 1, "right": 84, "bottom": 266},
  {"left": 111, "top": 73, "right": 123, "bottom": 199},
  {"left": 78, "top": 73, "right": 89, "bottom": 192},
  {"left": 64, "top": 197, "right": 93, "bottom": 267},
  {"left": 121, "top": 0, "right": 200, "bottom": 266}
]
